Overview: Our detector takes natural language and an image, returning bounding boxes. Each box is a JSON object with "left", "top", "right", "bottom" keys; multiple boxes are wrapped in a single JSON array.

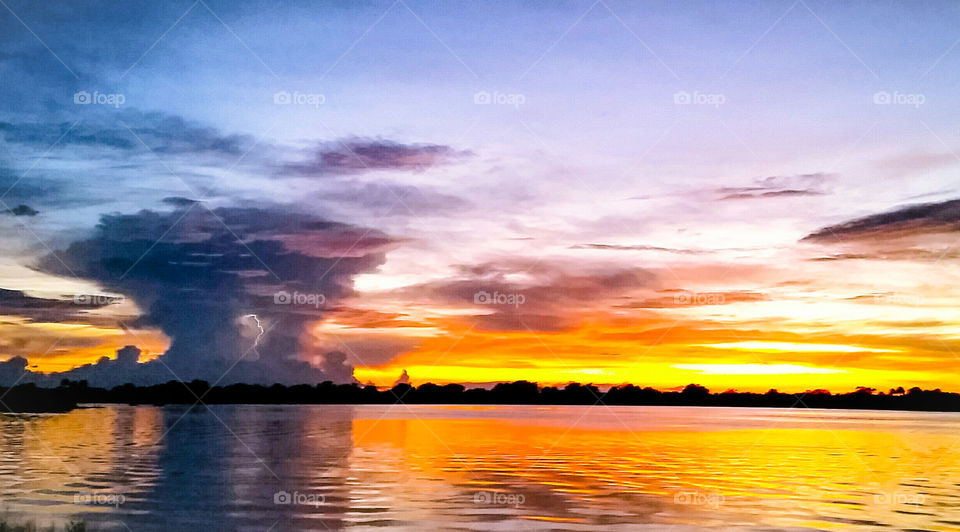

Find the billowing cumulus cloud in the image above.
[{"left": 33, "top": 204, "right": 393, "bottom": 385}]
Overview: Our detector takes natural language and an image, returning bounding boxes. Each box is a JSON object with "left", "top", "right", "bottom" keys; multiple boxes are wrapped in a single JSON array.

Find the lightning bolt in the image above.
[{"left": 243, "top": 314, "right": 264, "bottom": 348}]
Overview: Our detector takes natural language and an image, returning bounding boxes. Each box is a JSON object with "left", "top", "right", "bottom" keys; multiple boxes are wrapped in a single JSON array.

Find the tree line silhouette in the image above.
[{"left": 3, "top": 380, "right": 960, "bottom": 413}]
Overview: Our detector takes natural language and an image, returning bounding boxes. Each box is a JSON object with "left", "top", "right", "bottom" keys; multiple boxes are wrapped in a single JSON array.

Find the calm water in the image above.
[{"left": 0, "top": 405, "right": 958, "bottom": 531}]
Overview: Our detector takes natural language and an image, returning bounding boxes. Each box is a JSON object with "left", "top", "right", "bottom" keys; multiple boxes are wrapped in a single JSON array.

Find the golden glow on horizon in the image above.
[
  {"left": 699, "top": 342, "right": 901, "bottom": 353},
  {"left": 0, "top": 319, "right": 169, "bottom": 373},
  {"left": 672, "top": 364, "right": 844, "bottom": 375},
  {"left": 6, "top": 258, "right": 959, "bottom": 393}
]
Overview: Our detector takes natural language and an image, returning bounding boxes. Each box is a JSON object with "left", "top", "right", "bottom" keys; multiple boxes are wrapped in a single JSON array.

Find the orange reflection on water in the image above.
[
  {"left": 0, "top": 405, "right": 958, "bottom": 530},
  {"left": 0, "top": 407, "right": 163, "bottom": 525},
  {"left": 350, "top": 406, "right": 960, "bottom": 530}
]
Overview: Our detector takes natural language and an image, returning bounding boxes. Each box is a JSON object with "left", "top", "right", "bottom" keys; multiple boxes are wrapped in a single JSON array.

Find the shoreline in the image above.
[{"left": 5, "top": 380, "right": 960, "bottom": 414}]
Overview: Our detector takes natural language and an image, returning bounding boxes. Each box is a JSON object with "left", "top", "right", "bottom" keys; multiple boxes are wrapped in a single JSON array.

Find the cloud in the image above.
[
  {"left": 0, "top": 111, "right": 252, "bottom": 155},
  {"left": 876, "top": 151, "right": 958, "bottom": 176},
  {"left": 281, "top": 138, "right": 468, "bottom": 176},
  {"left": 618, "top": 290, "right": 767, "bottom": 308},
  {"left": 0, "top": 168, "right": 117, "bottom": 217},
  {"left": 802, "top": 199, "right": 960, "bottom": 243},
  {"left": 570, "top": 243, "right": 708, "bottom": 255},
  {"left": 35, "top": 204, "right": 394, "bottom": 385},
  {"left": 51, "top": 345, "right": 154, "bottom": 386},
  {"left": 0, "top": 288, "right": 114, "bottom": 322},
  {"left": 0, "top": 168, "right": 66, "bottom": 207},
  {"left": 0, "top": 120, "right": 133, "bottom": 149},
  {"left": 0, "top": 344, "right": 363, "bottom": 388},
  {"left": 717, "top": 173, "right": 828, "bottom": 200},
  {"left": 2, "top": 204, "right": 38, "bottom": 216},
  {"left": 403, "top": 261, "right": 656, "bottom": 332},
  {"left": 162, "top": 196, "right": 200, "bottom": 207},
  {"left": 320, "top": 182, "right": 469, "bottom": 215},
  {"left": 809, "top": 249, "right": 960, "bottom": 262}
]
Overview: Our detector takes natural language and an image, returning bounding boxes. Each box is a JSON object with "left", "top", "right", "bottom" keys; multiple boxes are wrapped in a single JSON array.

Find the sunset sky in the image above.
[{"left": 2, "top": 0, "right": 960, "bottom": 392}]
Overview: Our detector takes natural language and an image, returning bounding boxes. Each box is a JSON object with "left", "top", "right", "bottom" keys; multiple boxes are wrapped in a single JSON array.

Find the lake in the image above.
[{"left": 0, "top": 404, "right": 957, "bottom": 530}]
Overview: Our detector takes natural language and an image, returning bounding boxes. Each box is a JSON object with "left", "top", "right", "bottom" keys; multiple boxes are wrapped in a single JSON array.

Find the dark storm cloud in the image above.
[
  {"left": 802, "top": 199, "right": 960, "bottom": 243},
  {"left": 35, "top": 205, "right": 394, "bottom": 385},
  {"left": 281, "top": 139, "right": 468, "bottom": 176}
]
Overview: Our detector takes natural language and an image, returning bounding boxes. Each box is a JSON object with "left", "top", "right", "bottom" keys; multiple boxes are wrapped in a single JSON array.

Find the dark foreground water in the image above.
[{"left": 0, "top": 404, "right": 957, "bottom": 531}]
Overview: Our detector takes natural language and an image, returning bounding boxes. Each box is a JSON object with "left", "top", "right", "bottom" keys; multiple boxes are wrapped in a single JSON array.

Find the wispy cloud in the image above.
[
  {"left": 717, "top": 173, "right": 829, "bottom": 201},
  {"left": 280, "top": 138, "right": 469, "bottom": 176}
]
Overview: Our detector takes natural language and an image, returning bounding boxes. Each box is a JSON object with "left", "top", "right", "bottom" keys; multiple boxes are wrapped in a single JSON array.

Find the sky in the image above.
[{"left": 1, "top": 0, "right": 960, "bottom": 392}]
